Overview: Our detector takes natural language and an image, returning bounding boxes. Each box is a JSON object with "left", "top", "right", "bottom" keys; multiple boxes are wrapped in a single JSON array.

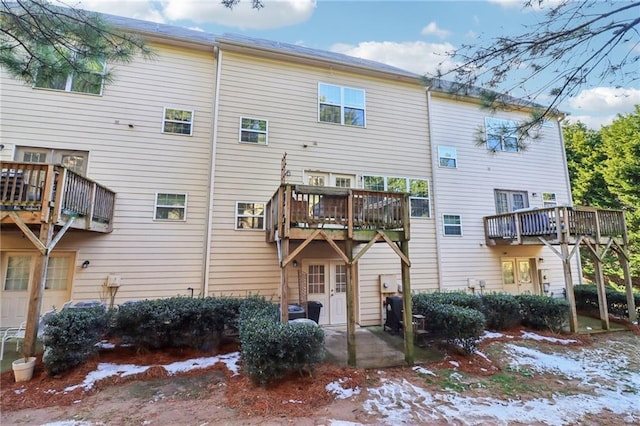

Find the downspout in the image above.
[
  {"left": 426, "top": 88, "right": 445, "bottom": 292},
  {"left": 202, "top": 47, "right": 223, "bottom": 297},
  {"left": 556, "top": 116, "right": 582, "bottom": 284}
]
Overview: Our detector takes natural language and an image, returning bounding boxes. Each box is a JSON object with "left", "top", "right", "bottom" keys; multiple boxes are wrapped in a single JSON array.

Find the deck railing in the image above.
[
  {"left": 1, "top": 161, "right": 115, "bottom": 232},
  {"left": 266, "top": 184, "right": 409, "bottom": 241},
  {"left": 484, "top": 206, "right": 626, "bottom": 245}
]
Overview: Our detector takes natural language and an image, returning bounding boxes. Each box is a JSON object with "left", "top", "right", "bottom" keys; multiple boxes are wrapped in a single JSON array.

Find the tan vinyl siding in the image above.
[
  {"left": 208, "top": 51, "right": 438, "bottom": 323},
  {"left": 429, "top": 94, "right": 576, "bottom": 294},
  {"left": 0, "top": 41, "right": 216, "bottom": 303}
]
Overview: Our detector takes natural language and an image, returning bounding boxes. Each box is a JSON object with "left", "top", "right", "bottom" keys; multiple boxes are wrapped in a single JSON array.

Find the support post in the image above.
[
  {"left": 561, "top": 242, "right": 579, "bottom": 333},
  {"left": 619, "top": 251, "right": 638, "bottom": 324},
  {"left": 280, "top": 238, "right": 290, "bottom": 323},
  {"left": 592, "top": 246, "right": 610, "bottom": 330},
  {"left": 400, "top": 240, "right": 414, "bottom": 365},
  {"left": 22, "top": 223, "right": 53, "bottom": 358},
  {"left": 345, "top": 239, "right": 357, "bottom": 367}
]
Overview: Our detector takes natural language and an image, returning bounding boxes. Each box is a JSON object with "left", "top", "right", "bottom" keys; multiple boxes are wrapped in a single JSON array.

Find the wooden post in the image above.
[
  {"left": 345, "top": 239, "right": 357, "bottom": 366},
  {"left": 400, "top": 240, "right": 414, "bottom": 365},
  {"left": 280, "top": 238, "right": 290, "bottom": 323},
  {"left": 22, "top": 223, "right": 54, "bottom": 358},
  {"left": 592, "top": 246, "right": 610, "bottom": 330},
  {"left": 619, "top": 251, "right": 638, "bottom": 323},
  {"left": 561, "top": 242, "right": 579, "bottom": 333}
]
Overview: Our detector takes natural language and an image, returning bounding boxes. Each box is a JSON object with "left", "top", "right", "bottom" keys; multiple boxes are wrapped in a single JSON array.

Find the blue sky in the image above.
[{"left": 79, "top": 0, "right": 640, "bottom": 129}]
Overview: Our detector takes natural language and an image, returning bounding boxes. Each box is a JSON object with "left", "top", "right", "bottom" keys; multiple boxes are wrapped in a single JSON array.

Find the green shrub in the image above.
[
  {"left": 111, "top": 296, "right": 237, "bottom": 351},
  {"left": 416, "top": 291, "right": 484, "bottom": 311},
  {"left": 574, "top": 284, "right": 640, "bottom": 318},
  {"left": 412, "top": 293, "right": 485, "bottom": 354},
  {"left": 238, "top": 297, "right": 324, "bottom": 385},
  {"left": 480, "top": 293, "right": 522, "bottom": 330},
  {"left": 42, "top": 306, "right": 108, "bottom": 376},
  {"left": 516, "top": 294, "right": 569, "bottom": 332}
]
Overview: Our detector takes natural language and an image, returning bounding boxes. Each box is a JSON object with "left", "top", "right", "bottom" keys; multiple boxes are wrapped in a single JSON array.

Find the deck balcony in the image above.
[
  {"left": 484, "top": 206, "right": 627, "bottom": 246},
  {"left": 1, "top": 162, "right": 115, "bottom": 233},
  {"left": 266, "top": 184, "right": 410, "bottom": 243}
]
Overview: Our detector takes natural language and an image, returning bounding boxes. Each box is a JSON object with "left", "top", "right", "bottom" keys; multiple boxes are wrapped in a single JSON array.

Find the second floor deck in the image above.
[
  {"left": 484, "top": 206, "right": 627, "bottom": 246},
  {"left": 265, "top": 184, "right": 410, "bottom": 243},
  {"left": 1, "top": 162, "right": 116, "bottom": 233}
]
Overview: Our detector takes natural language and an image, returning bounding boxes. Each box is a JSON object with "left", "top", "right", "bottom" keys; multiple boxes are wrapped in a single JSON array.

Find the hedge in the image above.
[
  {"left": 574, "top": 284, "right": 640, "bottom": 319},
  {"left": 480, "top": 293, "right": 522, "bottom": 330},
  {"left": 516, "top": 294, "right": 569, "bottom": 332}
]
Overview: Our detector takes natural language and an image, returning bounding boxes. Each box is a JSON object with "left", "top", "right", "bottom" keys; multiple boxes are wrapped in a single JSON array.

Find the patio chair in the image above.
[{"left": 1, "top": 309, "right": 57, "bottom": 361}]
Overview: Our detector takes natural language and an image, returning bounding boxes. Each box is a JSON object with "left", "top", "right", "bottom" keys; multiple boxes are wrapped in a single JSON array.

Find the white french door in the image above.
[
  {"left": 305, "top": 260, "right": 347, "bottom": 325},
  {"left": 502, "top": 257, "right": 536, "bottom": 295},
  {"left": 304, "top": 171, "right": 354, "bottom": 188},
  {"left": 1, "top": 252, "right": 74, "bottom": 327}
]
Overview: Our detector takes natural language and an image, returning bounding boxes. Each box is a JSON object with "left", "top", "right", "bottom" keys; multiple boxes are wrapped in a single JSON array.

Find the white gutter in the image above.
[
  {"left": 426, "top": 89, "right": 445, "bottom": 292},
  {"left": 202, "top": 47, "right": 223, "bottom": 297}
]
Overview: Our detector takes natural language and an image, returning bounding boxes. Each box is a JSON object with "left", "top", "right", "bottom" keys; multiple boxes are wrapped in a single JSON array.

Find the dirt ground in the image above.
[{"left": 2, "top": 325, "right": 639, "bottom": 426}]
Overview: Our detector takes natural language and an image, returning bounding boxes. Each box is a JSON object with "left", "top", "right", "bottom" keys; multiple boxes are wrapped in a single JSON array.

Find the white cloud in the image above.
[
  {"left": 568, "top": 87, "right": 640, "bottom": 112},
  {"left": 330, "top": 40, "right": 458, "bottom": 76},
  {"left": 162, "top": 0, "right": 316, "bottom": 30},
  {"left": 78, "top": 0, "right": 165, "bottom": 23},
  {"left": 563, "top": 87, "right": 640, "bottom": 129},
  {"left": 420, "top": 22, "right": 450, "bottom": 39}
]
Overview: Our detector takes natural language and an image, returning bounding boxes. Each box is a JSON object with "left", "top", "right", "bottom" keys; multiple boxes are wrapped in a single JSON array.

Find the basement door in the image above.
[
  {"left": 1, "top": 252, "right": 73, "bottom": 327},
  {"left": 502, "top": 257, "right": 536, "bottom": 295},
  {"left": 305, "top": 261, "right": 347, "bottom": 325}
]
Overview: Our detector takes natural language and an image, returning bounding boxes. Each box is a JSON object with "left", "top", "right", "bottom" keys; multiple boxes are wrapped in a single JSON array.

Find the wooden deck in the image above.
[
  {"left": 265, "top": 184, "right": 410, "bottom": 243},
  {"left": 1, "top": 162, "right": 115, "bottom": 233},
  {"left": 484, "top": 206, "right": 627, "bottom": 246}
]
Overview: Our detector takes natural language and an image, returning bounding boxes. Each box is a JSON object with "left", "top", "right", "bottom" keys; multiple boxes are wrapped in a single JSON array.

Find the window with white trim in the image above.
[
  {"left": 542, "top": 192, "right": 557, "bottom": 207},
  {"left": 239, "top": 117, "right": 268, "bottom": 144},
  {"left": 495, "top": 189, "right": 528, "bottom": 214},
  {"left": 235, "top": 202, "right": 265, "bottom": 230},
  {"left": 362, "top": 175, "right": 430, "bottom": 218},
  {"left": 438, "top": 146, "right": 457, "bottom": 168},
  {"left": 154, "top": 193, "right": 187, "bottom": 221},
  {"left": 163, "top": 108, "right": 194, "bottom": 135},
  {"left": 443, "top": 214, "right": 462, "bottom": 236},
  {"left": 34, "top": 50, "right": 105, "bottom": 95},
  {"left": 485, "top": 117, "right": 518, "bottom": 152},
  {"left": 318, "top": 83, "right": 365, "bottom": 127}
]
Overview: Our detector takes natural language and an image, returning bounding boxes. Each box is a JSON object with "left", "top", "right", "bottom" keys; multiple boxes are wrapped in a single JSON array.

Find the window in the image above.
[
  {"left": 502, "top": 260, "right": 515, "bottom": 285},
  {"left": 3, "top": 253, "right": 73, "bottom": 291},
  {"left": 34, "top": 50, "right": 105, "bottom": 95},
  {"left": 235, "top": 202, "right": 265, "bottom": 230},
  {"left": 308, "top": 264, "right": 325, "bottom": 294},
  {"left": 318, "top": 83, "right": 365, "bottom": 127},
  {"left": 239, "top": 117, "right": 268, "bottom": 144},
  {"left": 485, "top": 117, "right": 518, "bottom": 152},
  {"left": 154, "top": 193, "right": 187, "bottom": 221},
  {"left": 495, "top": 190, "right": 528, "bottom": 214},
  {"left": 15, "top": 146, "right": 89, "bottom": 175},
  {"left": 443, "top": 214, "right": 462, "bottom": 236},
  {"left": 163, "top": 108, "right": 194, "bottom": 135},
  {"left": 542, "top": 192, "right": 557, "bottom": 208},
  {"left": 438, "top": 146, "right": 457, "bottom": 168},
  {"left": 363, "top": 175, "right": 430, "bottom": 218}
]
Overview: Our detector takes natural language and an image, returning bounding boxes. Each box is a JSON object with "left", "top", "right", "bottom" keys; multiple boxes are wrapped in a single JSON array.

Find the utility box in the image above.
[
  {"left": 106, "top": 275, "right": 121, "bottom": 287},
  {"left": 380, "top": 274, "right": 397, "bottom": 294}
]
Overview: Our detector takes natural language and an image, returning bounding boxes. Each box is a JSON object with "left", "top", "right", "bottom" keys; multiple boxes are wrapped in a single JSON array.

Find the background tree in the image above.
[
  {"left": 436, "top": 0, "right": 640, "bottom": 146},
  {"left": 0, "top": 0, "right": 155, "bottom": 86},
  {"left": 564, "top": 108, "right": 640, "bottom": 287}
]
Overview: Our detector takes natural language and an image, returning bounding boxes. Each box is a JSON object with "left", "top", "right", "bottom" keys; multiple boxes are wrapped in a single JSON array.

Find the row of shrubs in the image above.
[
  {"left": 574, "top": 284, "right": 640, "bottom": 318},
  {"left": 411, "top": 292, "right": 570, "bottom": 354},
  {"left": 42, "top": 296, "right": 324, "bottom": 384}
]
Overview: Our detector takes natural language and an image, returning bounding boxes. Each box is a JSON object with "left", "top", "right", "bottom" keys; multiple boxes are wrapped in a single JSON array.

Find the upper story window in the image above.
[
  {"left": 239, "top": 117, "right": 268, "bottom": 145},
  {"left": 163, "top": 108, "right": 194, "bottom": 136},
  {"left": 16, "top": 146, "right": 88, "bottom": 175},
  {"left": 34, "top": 50, "right": 105, "bottom": 95},
  {"left": 438, "top": 146, "right": 457, "bottom": 168},
  {"left": 318, "top": 83, "right": 365, "bottom": 127},
  {"left": 443, "top": 214, "right": 462, "bottom": 236},
  {"left": 235, "top": 202, "right": 265, "bottom": 230},
  {"left": 485, "top": 118, "right": 518, "bottom": 152},
  {"left": 542, "top": 192, "right": 557, "bottom": 207},
  {"left": 154, "top": 193, "right": 187, "bottom": 221},
  {"left": 363, "top": 175, "right": 430, "bottom": 218}
]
